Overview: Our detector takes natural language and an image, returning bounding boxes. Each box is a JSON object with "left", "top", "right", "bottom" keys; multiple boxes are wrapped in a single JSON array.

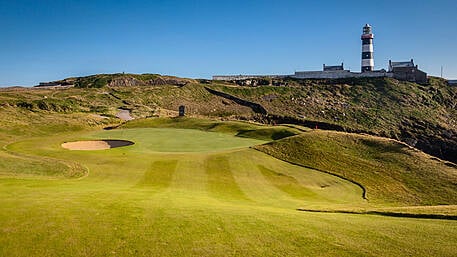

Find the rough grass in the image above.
[
  {"left": 211, "top": 77, "right": 456, "bottom": 135},
  {"left": 210, "top": 77, "right": 457, "bottom": 163},
  {"left": 0, "top": 151, "right": 68, "bottom": 177},
  {"left": 255, "top": 130, "right": 457, "bottom": 206},
  {"left": 0, "top": 83, "right": 256, "bottom": 121}
]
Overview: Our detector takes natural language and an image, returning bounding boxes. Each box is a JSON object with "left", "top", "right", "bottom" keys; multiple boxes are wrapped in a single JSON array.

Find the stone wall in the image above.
[
  {"left": 213, "top": 71, "right": 393, "bottom": 81},
  {"left": 212, "top": 75, "right": 288, "bottom": 81},
  {"left": 293, "top": 70, "right": 353, "bottom": 79},
  {"left": 293, "top": 70, "right": 393, "bottom": 79}
]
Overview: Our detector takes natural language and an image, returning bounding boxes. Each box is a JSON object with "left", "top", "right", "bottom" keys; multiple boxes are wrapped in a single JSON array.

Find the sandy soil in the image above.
[
  {"left": 61, "top": 140, "right": 134, "bottom": 150},
  {"left": 116, "top": 109, "right": 134, "bottom": 121}
]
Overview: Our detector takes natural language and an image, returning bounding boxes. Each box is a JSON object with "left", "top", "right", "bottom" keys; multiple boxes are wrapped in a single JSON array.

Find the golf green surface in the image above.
[
  {"left": 89, "top": 128, "right": 267, "bottom": 152},
  {"left": 1, "top": 127, "right": 456, "bottom": 256}
]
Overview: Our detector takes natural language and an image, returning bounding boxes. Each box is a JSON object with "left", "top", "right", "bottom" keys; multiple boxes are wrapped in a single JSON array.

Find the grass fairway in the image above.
[{"left": 1, "top": 118, "right": 456, "bottom": 256}]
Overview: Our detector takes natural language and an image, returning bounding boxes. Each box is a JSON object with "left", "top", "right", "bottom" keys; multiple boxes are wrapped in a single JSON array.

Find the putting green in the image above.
[
  {"left": 5, "top": 127, "right": 364, "bottom": 208},
  {"left": 87, "top": 128, "right": 267, "bottom": 153}
]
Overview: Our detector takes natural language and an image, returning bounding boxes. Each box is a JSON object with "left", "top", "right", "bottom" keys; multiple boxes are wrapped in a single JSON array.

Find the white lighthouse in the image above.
[{"left": 361, "top": 24, "right": 374, "bottom": 72}]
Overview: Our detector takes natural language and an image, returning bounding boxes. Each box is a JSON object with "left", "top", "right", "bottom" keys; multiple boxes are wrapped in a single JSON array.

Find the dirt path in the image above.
[{"left": 116, "top": 109, "right": 134, "bottom": 121}]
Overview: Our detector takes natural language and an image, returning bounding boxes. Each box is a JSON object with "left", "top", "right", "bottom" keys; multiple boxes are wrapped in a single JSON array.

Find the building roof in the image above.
[
  {"left": 389, "top": 59, "right": 416, "bottom": 72},
  {"left": 391, "top": 62, "right": 414, "bottom": 68}
]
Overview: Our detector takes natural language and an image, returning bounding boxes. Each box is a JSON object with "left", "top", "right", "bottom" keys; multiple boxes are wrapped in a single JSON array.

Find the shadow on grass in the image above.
[{"left": 297, "top": 208, "right": 457, "bottom": 220}]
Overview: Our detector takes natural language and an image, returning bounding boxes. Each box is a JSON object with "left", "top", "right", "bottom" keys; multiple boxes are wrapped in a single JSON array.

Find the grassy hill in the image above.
[
  {"left": 255, "top": 130, "right": 457, "bottom": 206},
  {"left": 1, "top": 75, "right": 457, "bottom": 256},
  {"left": 0, "top": 83, "right": 256, "bottom": 120},
  {"left": 211, "top": 77, "right": 457, "bottom": 163},
  {"left": 5, "top": 75, "right": 456, "bottom": 163},
  {"left": 47, "top": 73, "right": 196, "bottom": 88}
]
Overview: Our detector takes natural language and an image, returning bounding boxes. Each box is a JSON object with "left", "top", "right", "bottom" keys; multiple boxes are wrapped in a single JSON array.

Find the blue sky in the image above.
[{"left": 1, "top": 0, "right": 456, "bottom": 86}]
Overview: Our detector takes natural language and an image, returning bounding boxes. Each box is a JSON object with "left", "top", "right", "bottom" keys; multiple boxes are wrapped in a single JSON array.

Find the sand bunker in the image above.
[{"left": 61, "top": 140, "right": 134, "bottom": 150}]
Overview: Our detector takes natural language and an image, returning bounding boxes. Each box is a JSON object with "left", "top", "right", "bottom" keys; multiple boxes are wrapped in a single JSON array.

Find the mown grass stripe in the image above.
[
  {"left": 258, "top": 165, "right": 317, "bottom": 200},
  {"left": 224, "top": 151, "right": 299, "bottom": 207},
  {"left": 205, "top": 155, "right": 250, "bottom": 201},
  {"left": 171, "top": 156, "right": 208, "bottom": 193},
  {"left": 136, "top": 160, "right": 178, "bottom": 189}
]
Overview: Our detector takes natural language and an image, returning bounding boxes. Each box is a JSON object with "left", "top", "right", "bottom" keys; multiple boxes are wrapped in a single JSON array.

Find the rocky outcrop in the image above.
[
  {"left": 108, "top": 76, "right": 191, "bottom": 87},
  {"left": 399, "top": 119, "right": 457, "bottom": 164},
  {"left": 150, "top": 77, "right": 189, "bottom": 86},
  {"left": 108, "top": 77, "right": 145, "bottom": 87}
]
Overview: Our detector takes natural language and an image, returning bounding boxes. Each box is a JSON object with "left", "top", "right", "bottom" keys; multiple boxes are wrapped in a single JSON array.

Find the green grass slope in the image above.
[
  {"left": 211, "top": 77, "right": 457, "bottom": 163},
  {"left": 0, "top": 122, "right": 456, "bottom": 256},
  {"left": 0, "top": 104, "right": 112, "bottom": 179},
  {"left": 255, "top": 130, "right": 457, "bottom": 206},
  {"left": 1, "top": 83, "right": 457, "bottom": 256}
]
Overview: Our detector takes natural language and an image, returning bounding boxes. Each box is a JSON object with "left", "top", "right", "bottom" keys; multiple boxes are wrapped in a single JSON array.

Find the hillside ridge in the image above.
[{"left": 6, "top": 73, "right": 457, "bottom": 163}]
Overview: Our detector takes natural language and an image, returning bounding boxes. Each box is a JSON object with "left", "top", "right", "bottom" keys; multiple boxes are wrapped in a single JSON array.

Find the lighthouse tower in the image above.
[{"left": 361, "top": 24, "right": 374, "bottom": 72}]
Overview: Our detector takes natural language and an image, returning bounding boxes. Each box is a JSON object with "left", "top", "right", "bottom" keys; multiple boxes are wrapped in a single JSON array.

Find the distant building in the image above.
[
  {"left": 212, "top": 75, "right": 285, "bottom": 81},
  {"left": 389, "top": 59, "right": 427, "bottom": 83},
  {"left": 293, "top": 61, "right": 390, "bottom": 79},
  {"left": 448, "top": 80, "right": 457, "bottom": 86},
  {"left": 324, "top": 63, "right": 344, "bottom": 71},
  {"left": 293, "top": 69, "right": 390, "bottom": 80},
  {"left": 37, "top": 82, "right": 61, "bottom": 87}
]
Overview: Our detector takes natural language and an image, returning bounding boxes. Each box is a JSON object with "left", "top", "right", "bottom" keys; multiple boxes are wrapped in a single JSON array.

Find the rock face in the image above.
[
  {"left": 402, "top": 127, "right": 457, "bottom": 164},
  {"left": 109, "top": 77, "right": 144, "bottom": 87},
  {"left": 150, "top": 77, "right": 188, "bottom": 86},
  {"left": 417, "top": 137, "right": 457, "bottom": 164}
]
